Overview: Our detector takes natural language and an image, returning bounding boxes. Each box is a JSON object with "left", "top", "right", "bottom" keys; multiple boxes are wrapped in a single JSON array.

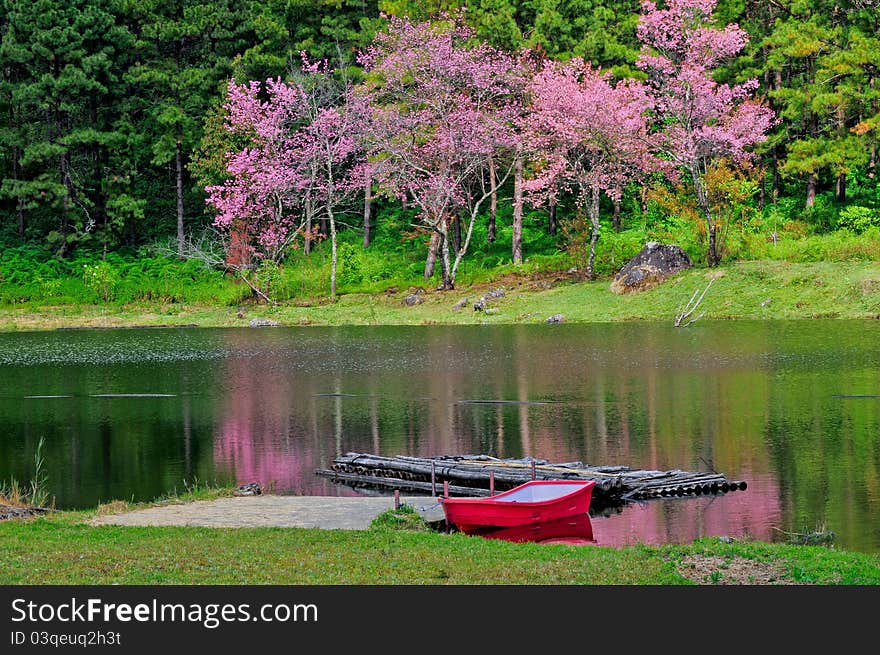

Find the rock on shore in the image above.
[{"left": 611, "top": 242, "right": 692, "bottom": 294}]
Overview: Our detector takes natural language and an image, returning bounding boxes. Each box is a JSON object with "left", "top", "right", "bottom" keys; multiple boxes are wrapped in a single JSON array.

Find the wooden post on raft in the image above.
[
  {"left": 531, "top": 461, "right": 536, "bottom": 480},
  {"left": 394, "top": 489, "right": 400, "bottom": 510},
  {"left": 443, "top": 481, "right": 449, "bottom": 498},
  {"left": 489, "top": 470, "right": 495, "bottom": 496},
  {"left": 431, "top": 461, "right": 436, "bottom": 496}
]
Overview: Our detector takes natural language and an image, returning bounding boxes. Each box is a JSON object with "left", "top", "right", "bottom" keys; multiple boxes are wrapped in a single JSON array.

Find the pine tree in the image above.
[{"left": 0, "top": 0, "right": 133, "bottom": 252}]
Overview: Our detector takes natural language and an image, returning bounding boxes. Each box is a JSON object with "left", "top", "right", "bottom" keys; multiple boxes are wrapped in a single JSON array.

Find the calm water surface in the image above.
[{"left": 1, "top": 322, "right": 879, "bottom": 552}]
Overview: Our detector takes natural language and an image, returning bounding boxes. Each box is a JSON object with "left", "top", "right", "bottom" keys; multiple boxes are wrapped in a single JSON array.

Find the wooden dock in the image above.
[{"left": 315, "top": 453, "right": 747, "bottom": 508}]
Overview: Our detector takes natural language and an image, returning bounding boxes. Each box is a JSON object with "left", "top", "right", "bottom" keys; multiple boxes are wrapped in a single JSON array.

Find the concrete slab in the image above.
[{"left": 89, "top": 495, "right": 445, "bottom": 530}]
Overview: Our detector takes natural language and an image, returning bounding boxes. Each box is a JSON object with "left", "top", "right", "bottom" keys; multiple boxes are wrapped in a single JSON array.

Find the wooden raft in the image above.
[{"left": 315, "top": 453, "right": 747, "bottom": 507}]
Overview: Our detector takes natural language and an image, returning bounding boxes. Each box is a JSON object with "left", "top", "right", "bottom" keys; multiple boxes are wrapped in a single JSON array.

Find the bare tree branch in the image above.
[{"left": 674, "top": 277, "right": 715, "bottom": 328}]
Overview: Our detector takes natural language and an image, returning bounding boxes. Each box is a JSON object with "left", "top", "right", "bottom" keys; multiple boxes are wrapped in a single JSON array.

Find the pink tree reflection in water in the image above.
[
  {"left": 590, "top": 469, "right": 783, "bottom": 547},
  {"left": 212, "top": 353, "right": 361, "bottom": 496}
]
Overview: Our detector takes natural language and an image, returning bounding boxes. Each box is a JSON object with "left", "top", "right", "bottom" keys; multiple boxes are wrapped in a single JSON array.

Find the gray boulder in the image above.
[
  {"left": 233, "top": 483, "right": 262, "bottom": 497},
  {"left": 545, "top": 314, "right": 565, "bottom": 324},
  {"left": 485, "top": 287, "right": 505, "bottom": 300},
  {"left": 249, "top": 318, "right": 280, "bottom": 327},
  {"left": 610, "top": 242, "right": 692, "bottom": 294},
  {"left": 403, "top": 288, "right": 425, "bottom": 306}
]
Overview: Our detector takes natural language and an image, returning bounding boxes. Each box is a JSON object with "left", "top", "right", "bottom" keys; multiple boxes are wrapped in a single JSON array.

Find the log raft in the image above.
[{"left": 315, "top": 453, "right": 747, "bottom": 507}]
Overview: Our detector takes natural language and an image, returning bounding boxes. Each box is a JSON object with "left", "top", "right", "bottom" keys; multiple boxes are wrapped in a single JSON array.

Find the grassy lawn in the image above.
[
  {"left": 1, "top": 507, "right": 878, "bottom": 585},
  {"left": 1, "top": 260, "right": 879, "bottom": 331}
]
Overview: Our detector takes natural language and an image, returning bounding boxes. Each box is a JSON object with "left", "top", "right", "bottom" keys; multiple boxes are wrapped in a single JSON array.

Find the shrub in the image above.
[
  {"left": 82, "top": 261, "right": 119, "bottom": 302},
  {"left": 337, "top": 243, "right": 363, "bottom": 286},
  {"left": 838, "top": 206, "right": 880, "bottom": 234}
]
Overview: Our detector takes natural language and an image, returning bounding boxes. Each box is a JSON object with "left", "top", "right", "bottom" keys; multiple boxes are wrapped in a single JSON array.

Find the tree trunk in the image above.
[
  {"left": 328, "top": 204, "right": 337, "bottom": 300},
  {"left": 12, "top": 145, "right": 24, "bottom": 238},
  {"left": 836, "top": 172, "right": 846, "bottom": 203},
  {"left": 451, "top": 215, "right": 462, "bottom": 254},
  {"left": 586, "top": 185, "right": 601, "bottom": 280},
  {"left": 488, "top": 157, "right": 497, "bottom": 243},
  {"left": 758, "top": 173, "right": 766, "bottom": 210},
  {"left": 870, "top": 76, "right": 877, "bottom": 179},
  {"left": 176, "top": 141, "right": 185, "bottom": 258},
  {"left": 439, "top": 225, "right": 453, "bottom": 290},
  {"left": 707, "top": 217, "right": 718, "bottom": 267},
  {"left": 512, "top": 156, "right": 523, "bottom": 265},
  {"left": 870, "top": 143, "right": 877, "bottom": 180},
  {"left": 612, "top": 196, "right": 621, "bottom": 232},
  {"left": 363, "top": 174, "right": 372, "bottom": 248},
  {"left": 806, "top": 173, "right": 817, "bottom": 208},
  {"left": 691, "top": 167, "right": 719, "bottom": 266},
  {"left": 772, "top": 145, "right": 780, "bottom": 201},
  {"left": 773, "top": 70, "right": 783, "bottom": 200},
  {"left": 425, "top": 231, "right": 440, "bottom": 279},
  {"left": 304, "top": 216, "right": 311, "bottom": 255},
  {"left": 304, "top": 196, "right": 314, "bottom": 255},
  {"left": 548, "top": 196, "right": 557, "bottom": 236},
  {"left": 451, "top": 204, "right": 485, "bottom": 284},
  {"left": 60, "top": 152, "right": 70, "bottom": 252}
]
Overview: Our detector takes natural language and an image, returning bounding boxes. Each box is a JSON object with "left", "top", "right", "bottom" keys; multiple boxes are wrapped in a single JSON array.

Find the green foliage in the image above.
[
  {"left": 1, "top": 0, "right": 880, "bottom": 292},
  {"left": 1, "top": 436, "right": 51, "bottom": 509},
  {"left": 0, "top": 246, "right": 247, "bottom": 307},
  {"left": 2, "top": 511, "right": 880, "bottom": 584},
  {"left": 837, "top": 206, "right": 880, "bottom": 234},
  {"left": 369, "top": 504, "right": 430, "bottom": 531},
  {"left": 254, "top": 259, "right": 282, "bottom": 299},
  {"left": 337, "top": 243, "right": 364, "bottom": 286},
  {"left": 82, "top": 261, "right": 119, "bottom": 303}
]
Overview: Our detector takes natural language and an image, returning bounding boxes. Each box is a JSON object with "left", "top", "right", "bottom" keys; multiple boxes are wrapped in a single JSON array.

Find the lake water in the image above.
[{"left": 1, "top": 322, "right": 879, "bottom": 552}]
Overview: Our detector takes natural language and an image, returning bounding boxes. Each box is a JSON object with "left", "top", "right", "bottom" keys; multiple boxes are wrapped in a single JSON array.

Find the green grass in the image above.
[
  {"left": 2, "top": 259, "right": 879, "bottom": 331},
  {"left": 1, "top": 509, "right": 878, "bottom": 584}
]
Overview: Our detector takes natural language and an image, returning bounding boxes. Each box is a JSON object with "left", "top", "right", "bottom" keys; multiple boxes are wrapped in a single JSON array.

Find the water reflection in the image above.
[
  {"left": 589, "top": 471, "right": 783, "bottom": 547},
  {"left": 1, "top": 322, "right": 879, "bottom": 552},
  {"left": 470, "top": 514, "right": 596, "bottom": 545}
]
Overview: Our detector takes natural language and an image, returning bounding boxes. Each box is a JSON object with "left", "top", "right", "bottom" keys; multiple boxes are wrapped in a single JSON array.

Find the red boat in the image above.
[
  {"left": 439, "top": 479, "right": 596, "bottom": 535},
  {"left": 472, "top": 514, "right": 596, "bottom": 545}
]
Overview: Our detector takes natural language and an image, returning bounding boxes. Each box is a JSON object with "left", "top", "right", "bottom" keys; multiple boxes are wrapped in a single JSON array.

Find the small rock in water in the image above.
[
  {"left": 545, "top": 314, "right": 565, "bottom": 324},
  {"left": 249, "top": 318, "right": 280, "bottom": 327},
  {"left": 233, "top": 483, "right": 262, "bottom": 497},
  {"left": 789, "top": 529, "right": 835, "bottom": 546}
]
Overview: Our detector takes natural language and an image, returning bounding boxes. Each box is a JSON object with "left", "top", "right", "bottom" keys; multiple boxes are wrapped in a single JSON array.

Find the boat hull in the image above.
[
  {"left": 473, "top": 514, "right": 596, "bottom": 545},
  {"left": 439, "top": 480, "right": 595, "bottom": 534}
]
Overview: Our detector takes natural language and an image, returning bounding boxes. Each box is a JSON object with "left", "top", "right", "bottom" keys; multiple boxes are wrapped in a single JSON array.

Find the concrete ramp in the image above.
[{"left": 89, "top": 495, "right": 444, "bottom": 530}]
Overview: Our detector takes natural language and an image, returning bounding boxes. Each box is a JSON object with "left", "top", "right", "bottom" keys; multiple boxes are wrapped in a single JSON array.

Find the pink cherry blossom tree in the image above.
[
  {"left": 359, "top": 15, "right": 522, "bottom": 290},
  {"left": 206, "top": 58, "right": 366, "bottom": 300},
  {"left": 523, "top": 59, "right": 655, "bottom": 279},
  {"left": 636, "top": 0, "right": 776, "bottom": 266}
]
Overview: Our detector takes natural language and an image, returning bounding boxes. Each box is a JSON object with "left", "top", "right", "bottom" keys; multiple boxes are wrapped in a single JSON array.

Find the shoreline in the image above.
[
  {"left": 1, "top": 260, "right": 879, "bottom": 332},
  {"left": 1, "top": 496, "right": 878, "bottom": 584}
]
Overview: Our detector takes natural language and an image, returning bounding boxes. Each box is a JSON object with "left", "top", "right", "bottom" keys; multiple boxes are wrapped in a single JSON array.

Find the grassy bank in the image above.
[
  {"left": 1, "top": 259, "right": 879, "bottom": 331},
  {"left": 1, "top": 506, "right": 878, "bottom": 584}
]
